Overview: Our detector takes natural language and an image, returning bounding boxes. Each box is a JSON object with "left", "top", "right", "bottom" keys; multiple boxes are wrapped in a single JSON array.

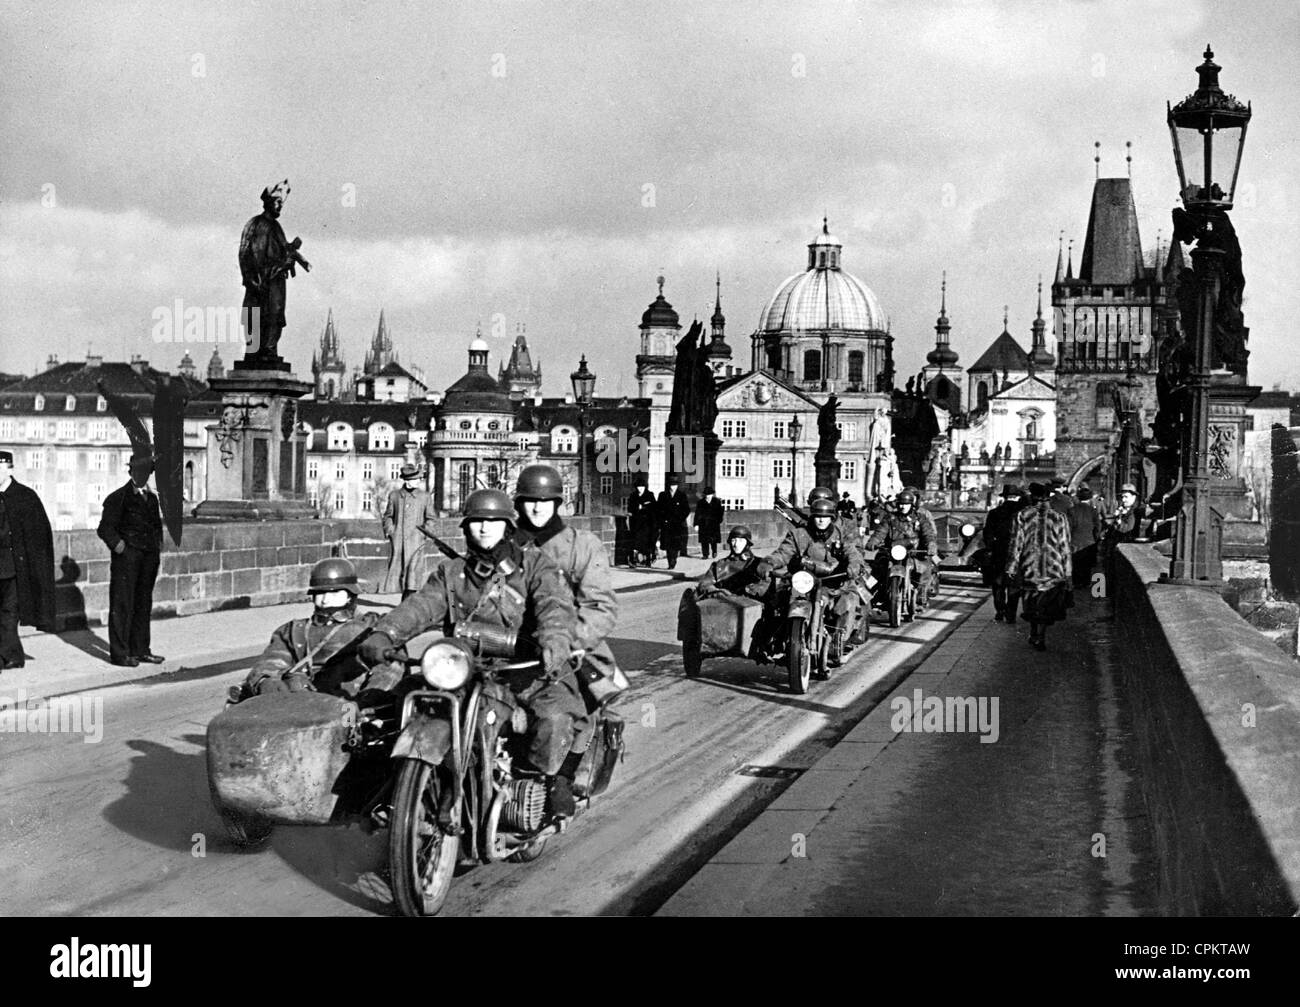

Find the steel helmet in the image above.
[
  {"left": 515, "top": 463, "right": 564, "bottom": 502},
  {"left": 897, "top": 489, "right": 918, "bottom": 505},
  {"left": 808, "top": 486, "right": 834, "bottom": 505},
  {"left": 809, "top": 498, "right": 837, "bottom": 518},
  {"left": 308, "top": 557, "right": 361, "bottom": 596},
  {"left": 461, "top": 488, "right": 516, "bottom": 526},
  {"left": 727, "top": 524, "right": 753, "bottom": 542}
]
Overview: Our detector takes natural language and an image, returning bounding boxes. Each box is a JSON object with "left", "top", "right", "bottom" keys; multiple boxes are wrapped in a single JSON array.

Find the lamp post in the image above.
[
  {"left": 570, "top": 355, "right": 596, "bottom": 515},
  {"left": 788, "top": 413, "right": 802, "bottom": 502},
  {"left": 1165, "top": 45, "right": 1250, "bottom": 583},
  {"left": 1112, "top": 373, "right": 1143, "bottom": 497}
]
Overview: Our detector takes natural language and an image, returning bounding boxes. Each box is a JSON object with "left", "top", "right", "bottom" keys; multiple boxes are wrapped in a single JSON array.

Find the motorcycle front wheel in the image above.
[
  {"left": 787, "top": 616, "right": 811, "bottom": 694},
  {"left": 889, "top": 579, "right": 904, "bottom": 628},
  {"left": 389, "top": 759, "right": 459, "bottom": 917}
]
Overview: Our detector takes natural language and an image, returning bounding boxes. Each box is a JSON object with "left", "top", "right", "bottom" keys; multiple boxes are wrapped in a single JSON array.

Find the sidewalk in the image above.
[
  {"left": 6, "top": 555, "right": 712, "bottom": 700},
  {"left": 658, "top": 591, "right": 1161, "bottom": 916}
]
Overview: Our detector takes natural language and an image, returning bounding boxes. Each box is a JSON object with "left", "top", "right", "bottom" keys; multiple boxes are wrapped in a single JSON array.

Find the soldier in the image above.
[
  {"left": 982, "top": 484, "right": 1026, "bottom": 622},
  {"left": 512, "top": 464, "right": 625, "bottom": 815},
  {"left": 656, "top": 475, "right": 692, "bottom": 568},
  {"left": 759, "top": 496, "right": 866, "bottom": 665},
  {"left": 864, "top": 488, "right": 936, "bottom": 605},
  {"left": 241, "top": 558, "right": 386, "bottom": 699},
  {"left": 358, "top": 489, "right": 580, "bottom": 818},
  {"left": 696, "top": 525, "right": 766, "bottom": 600}
]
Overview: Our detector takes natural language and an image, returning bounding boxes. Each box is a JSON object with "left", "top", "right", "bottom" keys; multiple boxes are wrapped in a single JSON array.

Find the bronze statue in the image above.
[
  {"left": 1171, "top": 205, "right": 1249, "bottom": 375},
  {"left": 666, "top": 320, "right": 717, "bottom": 437},
  {"left": 815, "top": 393, "right": 840, "bottom": 461},
  {"left": 239, "top": 179, "right": 310, "bottom": 366}
]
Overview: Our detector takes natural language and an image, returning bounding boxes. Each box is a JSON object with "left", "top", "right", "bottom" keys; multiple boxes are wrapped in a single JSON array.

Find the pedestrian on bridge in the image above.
[
  {"left": 1006, "top": 482, "right": 1072, "bottom": 651},
  {"left": 0, "top": 450, "right": 56, "bottom": 671}
]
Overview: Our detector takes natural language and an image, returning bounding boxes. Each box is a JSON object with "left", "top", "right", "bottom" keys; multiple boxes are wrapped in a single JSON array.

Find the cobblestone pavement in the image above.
[{"left": 660, "top": 590, "right": 1162, "bottom": 916}]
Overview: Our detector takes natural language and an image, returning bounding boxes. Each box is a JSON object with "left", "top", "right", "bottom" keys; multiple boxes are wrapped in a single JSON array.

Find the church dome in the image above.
[
  {"left": 641, "top": 276, "right": 680, "bottom": 329},
  {"left": 757, "top": 219, "right": 885, "bottom": 335}
]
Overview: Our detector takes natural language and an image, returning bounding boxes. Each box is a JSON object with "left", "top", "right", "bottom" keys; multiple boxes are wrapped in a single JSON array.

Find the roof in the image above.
[
  {"left": 758, "top": 266, "right": 884, "bottom": 334},
  {"left": 299, "top": 400, "right": 435, "bottom": 430},
  {"left": 641, "top": 291, "right": 680, "bottom": 329},
  {"left": 0, "top": 361, "right": 210, "bottom": 416},
  {"left": 1250, "top": 390, "right": 1299, "bottom": 409},
  {"left": 1077, "top": 178, "right": 1145, "bottom": 286},
  {"left": 967, "top": 331, "right": 1030, "bottom": 373},
  {"left": 512, "top": 396, "right": 650, "bottom": 434},
  {"left": 373, "top": 360, "right": 427, "bottom": 388}
]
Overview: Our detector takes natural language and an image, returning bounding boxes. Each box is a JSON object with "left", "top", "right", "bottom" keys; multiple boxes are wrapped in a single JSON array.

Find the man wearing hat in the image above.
[
  {"left": 656, "top": 474, "right": 692, "bottom": 569},
  {"left": 1048, "top": 477, "right": 1074, "bottom": 518},
  {"left": 97, "top": 453, "right": 165, "bottom": 667},
  {"left": 982, "top": 483, "right": 1026, "bottom": 622},
  {"left": 1069, "top": 486, "right": 1103, "bottom": 588},
  {"left": 381, "top": 463, "right": 437, "bottom": 600},
  {"left": 626, "top": 475, "right": 657, "bottom": 566},
  {"left": 692, "top": 485, "right": 724, "bottom": 559},
  {"left": 0, "top": 450, "right": 56, "bottom": 670}
]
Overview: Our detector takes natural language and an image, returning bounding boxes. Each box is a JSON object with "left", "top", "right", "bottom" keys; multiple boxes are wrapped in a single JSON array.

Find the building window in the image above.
[
  {"left": 977, "top": 381, "right": 989, "bottom": 409},
  {"left": 802, "top": 349, "right": 821, "bottom": 382},
  {"left": 57, "top": 420, "right": 75, "bottom": 440},
  {"left": 553, "top": 428, "right": 577, "bottom": 453},
  {"left": 362, "top": 460, "right": 374, "bottom": 481},
  {"left": 848, "top": 351, "right": 865, "bottom": 386},
  {"left": 369, "top": 423, "right": 394, "bottom": 451},
  {"left": 841, "top": 460, "right": 857, "bottom": 481},
  {"left": 835, "top": 421, "right": 857, "bottom": 441},
  {"left": 89, "top": 451, "right": 108, "bottom": 472},
  {"left": 26, "top": 450, "right": 44, "bottom": 470},
  {"left": 599, "top": 475, "right": 613, "bottom": 495},
  {"left": 0, "top": 419, "right": 12, "bottom": 439},
  {"left": 721, "top": 419, "right": 748, "bottom": 439},
  {"left": 517, "top": 437, "right": 530, "bottom": 451},
  {"left": 487, "top": 420, "right": 500, "bottom": 431},
  {"left": 486, "top": 464, "right": 500, "bottom": 489},
  {"left": 459, "top": 420, "right": 473, "bottom": 431},
  {"left": 63, "top": 395, "right": 76, "bottom": 411},
  {"left": 34, "top": 395, "right": 45, "bottom": 412},
  {"left": 120, "top": 450, "right": 133, "bottom": 470},
  {"left": 307, "top": 459, "right": 319, "bottom": 482},
  {"left": 327, "top": 423, "right": 352, "bottom": 450},
  {"left": 56, "top": 482, "right": 74, "bottom": 504},
  {"left": 88, "top": 483, "right": 106, "bottom": 508},
  {"left": 56, "top": 450, "right": 76, "bottom": 470},
  {"left": 335, "top": 461, "right": 346, "bottom": 482},
  {"left": 333, "top": 489, "right": 345, "bottom": 513},
  {"left": 308, "top": 488, "right": 319, "bottom": 508},
  {"left": 96, "top": 396, "right": 108, "bottom": 412},
  {"left": 458, "top": 463, "right": 474, "bottom": 507},
  {"left": 719, "top": 457, "right": 746, "bottom": 479},
  {"left": 389, "top": 459, "right": 403, "bottom": 481},
  {"left": 362, "top": 489, "right": 374, "bottom": 513},
  {"left": 773, "top": 419, "right": 787, "bottom": 440},
  {"left": 722, "top": 498, "right": 747, "bottom": 511},
  {"left": 772, "top": 458, "right": 791, "bottom": 480},
  {"left": 89, "top": 420, "right": 109, "bottom": 441}
]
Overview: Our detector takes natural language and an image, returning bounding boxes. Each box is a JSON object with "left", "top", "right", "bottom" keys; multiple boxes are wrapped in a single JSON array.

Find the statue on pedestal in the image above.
[{"left": 239, "top": 179, "right": 310, "bottom": 367}]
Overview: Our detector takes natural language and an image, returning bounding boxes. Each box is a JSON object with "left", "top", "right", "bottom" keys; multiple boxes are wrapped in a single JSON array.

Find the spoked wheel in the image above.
[
  {"left": 787, "top": 616, "right": 811, "bottom": 694},
  {"left": 905, "top": 583, "right": 917, "bottom": 622},
  {"left": 389, "top": 759, "right": 460, "bottom": 917},
  {"left": 889, "top": 580, "right": 904, "bottom": 628},
  {"left": 814, "top": 630, "right": 831, "bottom": 680}
]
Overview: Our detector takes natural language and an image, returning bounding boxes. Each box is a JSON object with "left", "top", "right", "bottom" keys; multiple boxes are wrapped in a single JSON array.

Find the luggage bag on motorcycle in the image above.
[
  {"left": 677, "top": 589, "right": 764, "bottom": 656},
  {"left": 206, "top": 692, "right": 359, "bottom": 826}
]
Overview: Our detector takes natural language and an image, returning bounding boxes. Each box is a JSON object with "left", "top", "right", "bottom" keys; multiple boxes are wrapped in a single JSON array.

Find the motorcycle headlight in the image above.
[
  {"left": 960, "top": 523, "right": 976, "bottom": 538},
  {"left": 790, "top": 570, "right": 816, "bottom": 595},
  {"left": 890, "top": 544, "right": 908, "bottom": 561},
  {"left": 420, "top": 639, "right": 472, "bottom": 689}
]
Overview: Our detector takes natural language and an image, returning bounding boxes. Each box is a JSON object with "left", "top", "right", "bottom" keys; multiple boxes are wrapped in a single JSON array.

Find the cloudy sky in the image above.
[{"left": 2, "top": 0, "right": 1297, "bottom": 394}]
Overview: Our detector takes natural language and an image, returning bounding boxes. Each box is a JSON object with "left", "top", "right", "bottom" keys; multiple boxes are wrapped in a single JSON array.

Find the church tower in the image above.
[
  {"left": 498, "top": 323, "right": 543, "bottom": 399},
  {"left": 635, "top": 275, "right": 679, "bottom": 406},
  {"left": 363, "top": 309, "right": 395, "bottom": 376},
  {"left": 921, "top": 272, "right": 961, "bottom": 417},
  {"left": 207, "top": 347, "right": 225, "bottom": 381},
  {"left": 703, "top": 272, "right": 734, "bottom": 377},
  {"left": 312, "top": 308, "right": 347, "bottom": 401}
]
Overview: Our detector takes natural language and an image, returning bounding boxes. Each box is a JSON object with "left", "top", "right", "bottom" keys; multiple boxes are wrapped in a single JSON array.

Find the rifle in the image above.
[
  {"left": 774, "top": 495, "right": 807, "bottom": 529},
  {"left": 417, "top": 525, "right": 462, "bottom": 561}
]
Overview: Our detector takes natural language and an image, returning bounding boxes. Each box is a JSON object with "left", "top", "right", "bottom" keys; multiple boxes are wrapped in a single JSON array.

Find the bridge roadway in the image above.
[{"left": 0, "top": 563, "right": 1157, "bottom": 916}]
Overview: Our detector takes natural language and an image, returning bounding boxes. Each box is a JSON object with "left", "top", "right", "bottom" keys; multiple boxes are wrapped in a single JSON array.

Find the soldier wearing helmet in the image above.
[
  {"left": 864, "top": 487, "right": 937, "bottom": 604},
  {"left": 755, "top": 496, "right": 866, "bottom": 664},
  {"left": 510, "top": 464, "right": 624, "bottom": 816},
  {"left": 359, "top": 488, "right": 578, "bottom": 816},
  {"left": 695, "top": 524, "right": 765, "bottom": 600},
  {"left": 241, "top": 557, "right": 384, "bottom": 699}
]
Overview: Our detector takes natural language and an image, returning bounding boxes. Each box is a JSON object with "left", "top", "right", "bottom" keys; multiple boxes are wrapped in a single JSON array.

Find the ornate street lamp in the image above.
[
  {"left": 570, "top": 355, "right": 596, "bottom": 515},
  {"left": 788, "top": 413, "right": 802, "bottom": 502},
  {"left": 1112, "top": 374, "right": 1143, "bottom": 497},
  {"left": 1165, "top": 45, "right": 1250, "bottom": 583}
]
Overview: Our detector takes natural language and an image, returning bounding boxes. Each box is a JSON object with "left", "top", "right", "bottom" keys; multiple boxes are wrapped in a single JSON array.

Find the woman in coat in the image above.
[{"left": 1005, "top": 482, "right": 1073, "bottom": 651}]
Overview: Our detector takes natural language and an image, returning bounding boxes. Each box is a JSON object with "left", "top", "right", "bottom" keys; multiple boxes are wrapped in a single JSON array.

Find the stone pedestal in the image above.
[
  {"left": 194, "top": 365, "right": 316, "bottom": 521},
  {"left": 814, "top": 454, "right": 839, "bottom": 495},
  {"left": 1208, "top": 377, "right": 1268, "bottom": 558}
]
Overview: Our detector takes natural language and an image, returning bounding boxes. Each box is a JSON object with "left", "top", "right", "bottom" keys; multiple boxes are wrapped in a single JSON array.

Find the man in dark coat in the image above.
[
  {"left": 657, "top": 475, "right": 692, "bottom": 569},
  {"left": 0, "top": 450, "right": 56, "bottom": 669},
  {"left": 1069, "top": 486, "right": 1103, "bottom": 588},
  {"left": 692, "top": 486, "right": 724, "bottom": 559},
  {"left": 982, "top": 484, "right": 1026, "bottom": 623},
  {"left": 97, "top": 453, "right": 165, "bottom": 667},
  {"left": 626, "top": 476, "right": 657, "bottom": 566}
]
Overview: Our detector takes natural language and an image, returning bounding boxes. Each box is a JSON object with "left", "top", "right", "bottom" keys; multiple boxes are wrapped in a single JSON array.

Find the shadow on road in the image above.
[
  {"left": 103, "top": 734, "right": 218, "bottom": 853},
  {"left": 274, "top": 826, "right": 394, "bottom": 916}
]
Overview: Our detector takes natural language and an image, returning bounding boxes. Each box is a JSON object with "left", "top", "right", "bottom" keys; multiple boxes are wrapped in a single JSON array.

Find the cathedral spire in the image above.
[
  {"left": 1054, "top": 231, "right": 1065, "bottom": 284},
  {"left": 1029, "top": 276, "right": 1055, "bottom": 370},
  {"left": 1066, "top": 239, "right": 1074, "bottom": 282},
  {"left": 926, "top": 271, "right": 959, "bottom": 368}
]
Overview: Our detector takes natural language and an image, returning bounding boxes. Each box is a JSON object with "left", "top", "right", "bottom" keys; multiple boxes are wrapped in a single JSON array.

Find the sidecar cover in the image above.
[
  {"left": 678, "top": 589, "right": 764, "bottom": 657},
  {"left": 206, "top": 692, "right": 359, "bottom": 826}
]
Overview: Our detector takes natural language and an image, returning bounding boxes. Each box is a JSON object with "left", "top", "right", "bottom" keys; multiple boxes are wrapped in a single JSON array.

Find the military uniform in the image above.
[
  {"left": 372, "top": 539, "right": 579, "bottom": 775},
  {"left": 762, "top": 523, "right": 866, "bottom": 651},
  {"left": 696, "top": 547, "right": 765, "bottom": 598},
  {"left": 864, "top": 509, "right": 935, "bottom": 598},
  {"left": 244, "top": 609, "right": 380, "bottom": 697}
]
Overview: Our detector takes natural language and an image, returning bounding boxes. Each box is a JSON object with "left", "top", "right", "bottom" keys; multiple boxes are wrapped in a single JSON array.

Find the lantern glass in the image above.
[
  {"left": 789, "top": 415, "right": 802, "bottom": 442},
  {"left": 569, "top": 356, "right": 596, "bottom": 403}
]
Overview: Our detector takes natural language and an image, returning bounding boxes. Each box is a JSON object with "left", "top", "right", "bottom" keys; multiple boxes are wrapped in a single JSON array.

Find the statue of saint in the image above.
[
  {"left": 816, "top": 393, "right": 840, "bottom": 461},
  {"left": 239, "top": 179, "right": 310, "bottom": 366}
]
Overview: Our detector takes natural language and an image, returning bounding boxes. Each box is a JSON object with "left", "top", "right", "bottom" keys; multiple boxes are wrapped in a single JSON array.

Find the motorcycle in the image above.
[
  {"left": 382, "top": 635, "right": 623, "bottom": 917},
  {"left": 885, "top": 545, "right": 931, "bottom": 627}
]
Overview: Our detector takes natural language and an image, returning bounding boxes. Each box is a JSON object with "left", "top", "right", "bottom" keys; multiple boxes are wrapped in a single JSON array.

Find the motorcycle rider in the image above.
[
  {"left": 510, "top": 464, "right": 625, "bottom": 816},
  {"left": 241, "top": 558, "right": 386, "bottom": 699},
  {"left": 755, "top": 496, "right": 865, "bottom": 665},
  {"left": 358, "top": 488, "right": 580, "bottom": 819},
  {"left": 696, "top": 525, "right": 767, "bottom": 599},
  {"left": 864, "top": 488, "right": 937, "bottom": 607}
]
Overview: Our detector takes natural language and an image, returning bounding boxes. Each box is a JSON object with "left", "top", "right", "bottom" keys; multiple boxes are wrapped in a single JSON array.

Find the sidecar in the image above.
[
  {"left": 206, "top": 691, "right": 376, "bottom": 845},
  {"left": 677, "top": 588, "right": 765, "bottom": 678}
]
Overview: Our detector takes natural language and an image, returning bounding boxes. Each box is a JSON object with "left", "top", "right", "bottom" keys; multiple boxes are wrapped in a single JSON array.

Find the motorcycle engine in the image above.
[{"left": 500, "top": 779, "right": 548, "bottom": 833}]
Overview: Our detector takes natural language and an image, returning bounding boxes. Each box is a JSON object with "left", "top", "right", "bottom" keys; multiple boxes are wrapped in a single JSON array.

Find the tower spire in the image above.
[
  {"left": 926, "top": 270, "right": 958, "bottom": 369},
  {"left": 1066, "top": 238, "right": 1075, "bottom": 281},
  {"left": 1054, "top": 231, "right": 1065, "bottom": 283},
  {"left": 1029, "top": 275, "right": 1055, "bottom": 370},
  {"left": 1094, "top": 140, "right": 1101, "bottom": 179}
]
